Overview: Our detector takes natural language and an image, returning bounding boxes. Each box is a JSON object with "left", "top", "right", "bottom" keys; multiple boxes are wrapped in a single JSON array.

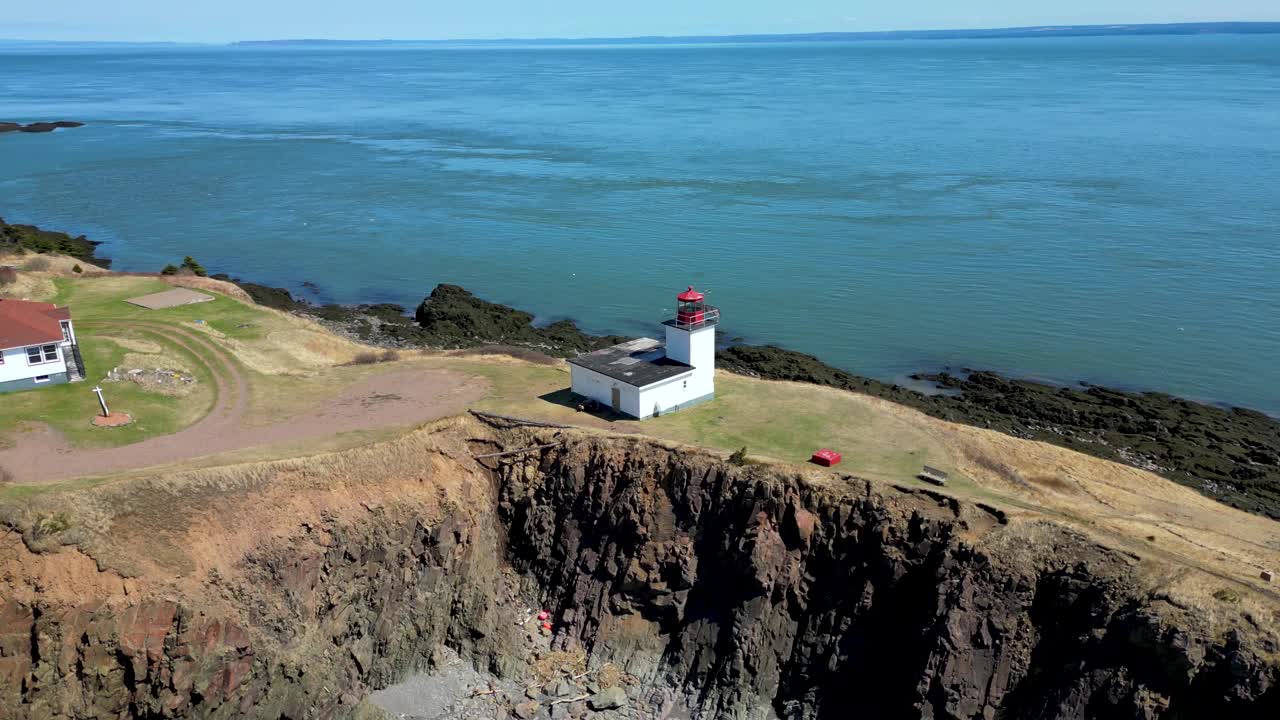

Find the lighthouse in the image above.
[{"left": 567, "top": 285, "right": 719, "bottom": 419}]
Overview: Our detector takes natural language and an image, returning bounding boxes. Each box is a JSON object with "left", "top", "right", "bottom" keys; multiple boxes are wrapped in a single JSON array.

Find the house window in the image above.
[
  {"left": 26, "top": 344, "right": 58, "bottom": 365},
  {"left": 60, "top": 321, "right": 72, "bottom": 342},
  {"left": 34, "top": 375, "right": 50, "bottom": 384},
  {"left": 683, "top": 380, "right": 687, "bottom": 389}
]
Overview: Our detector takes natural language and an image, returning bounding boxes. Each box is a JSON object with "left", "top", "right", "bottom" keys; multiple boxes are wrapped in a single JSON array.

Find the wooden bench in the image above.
[{"left": 918, "top": 465, "right": 949, "bottom": 486}]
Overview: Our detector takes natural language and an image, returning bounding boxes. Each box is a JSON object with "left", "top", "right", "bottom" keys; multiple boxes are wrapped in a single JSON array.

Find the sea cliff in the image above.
[{"left": 2, "top": 418, "right": 1275, "bottom": 718}]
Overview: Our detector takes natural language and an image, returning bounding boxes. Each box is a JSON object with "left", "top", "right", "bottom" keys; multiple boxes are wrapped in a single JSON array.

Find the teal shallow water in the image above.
[{"left": 2, "top": 36, "right": 1278, "bottom": 413}]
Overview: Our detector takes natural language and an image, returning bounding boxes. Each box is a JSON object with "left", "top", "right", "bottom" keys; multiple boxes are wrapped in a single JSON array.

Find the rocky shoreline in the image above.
[
  {"left": 4, "top": 215, "right": 1278, "bottom": 519},
  {"left": 0, "top": 217, "right": 110, "bottom": 267}
]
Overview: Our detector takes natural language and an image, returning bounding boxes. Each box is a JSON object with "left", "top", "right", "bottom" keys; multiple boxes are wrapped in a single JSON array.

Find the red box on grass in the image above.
[{"left": 810, "top": 449, "right": 842, "bottom": 467}]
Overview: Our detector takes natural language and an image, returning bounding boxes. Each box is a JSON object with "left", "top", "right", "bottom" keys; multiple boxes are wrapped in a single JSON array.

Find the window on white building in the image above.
[
  {"left": 34, "top": 375, "right": 50, "bottom": 383},
  {"left": 60, "top": 321, "right": 72, "bottom": 342},
  {"left": 26, "top": 344, "right": 58, "bottom": 365}
]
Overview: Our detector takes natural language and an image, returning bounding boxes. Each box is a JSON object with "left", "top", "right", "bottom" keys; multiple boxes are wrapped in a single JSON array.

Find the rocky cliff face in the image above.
[
  {"left": 1, "top": 424, "right": 1276, "bottom": 719},
  {"left": 1, "top": 502, "right": 522, "bottom": 719},
  {"left": 496, "top": 436, "right": 1279, "bottom": 719}
]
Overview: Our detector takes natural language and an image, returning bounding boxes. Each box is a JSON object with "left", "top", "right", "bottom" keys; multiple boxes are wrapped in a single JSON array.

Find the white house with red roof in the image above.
[
  {"left": 0, "top": 298, "right": 84, "bottom": 392},
  {"left": 567, "top": 286, "right": 717, "bottom": 419}
]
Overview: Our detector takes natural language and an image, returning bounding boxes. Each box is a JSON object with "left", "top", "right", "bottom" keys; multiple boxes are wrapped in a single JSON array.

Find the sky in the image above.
[{"left": 3, "top": 0, "right": 1277, "bottom": 43}]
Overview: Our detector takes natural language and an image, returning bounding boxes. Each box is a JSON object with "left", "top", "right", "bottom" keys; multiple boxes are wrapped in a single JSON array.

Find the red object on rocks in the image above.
[
  {"left": 541, "top": 622, "right": 553, "bottom": 631},
  {"left": 537, "top": 610, "right": 549, "bottom": 621},
  {"left": 810, "top": 449, "right": 842, "bottom": 467}
]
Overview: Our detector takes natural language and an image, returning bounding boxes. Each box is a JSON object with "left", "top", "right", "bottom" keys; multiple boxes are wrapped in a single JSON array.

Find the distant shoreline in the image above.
[
  {"left": 229, "top": 22, "right": 1280, "bottom": 47},
  {"left": 4, "top": 21, "right": 1278, "bottom": 48}
]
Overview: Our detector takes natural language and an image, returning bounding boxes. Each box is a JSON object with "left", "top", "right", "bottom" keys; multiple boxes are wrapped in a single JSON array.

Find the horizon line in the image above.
[{"left": 2, "top": 20, "right": 1279, "bottom": 47}]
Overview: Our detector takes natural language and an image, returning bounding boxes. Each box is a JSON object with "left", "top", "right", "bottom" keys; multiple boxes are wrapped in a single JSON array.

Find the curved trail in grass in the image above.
[{"left": 0, "top": 320, "right": 487, "bottom": 484}]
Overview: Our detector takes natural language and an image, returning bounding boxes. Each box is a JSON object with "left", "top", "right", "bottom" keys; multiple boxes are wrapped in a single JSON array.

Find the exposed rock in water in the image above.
[
  {"left": 1, "top": 421, "right": 1274, "bottom": 718},
  {"left": 0, "top": 216, "right": 110, "bottom": 268},
  {"left": 411, "top": 284, "right": 629, "bottom": 356},
  {"left": 718, "top": 344, "right": 1280, "bottom": 520},
  {"left": 0, "top": 120, "right": 84, "bottom": 133}
]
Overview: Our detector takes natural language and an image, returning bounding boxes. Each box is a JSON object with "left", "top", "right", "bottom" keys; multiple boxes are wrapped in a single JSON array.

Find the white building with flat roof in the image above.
[{"left": 567, "top": 286, "right": 717, "bottom": 419}]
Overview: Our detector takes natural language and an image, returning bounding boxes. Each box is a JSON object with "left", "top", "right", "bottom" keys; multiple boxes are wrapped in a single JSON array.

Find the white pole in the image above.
[{"left": 92, "top": 386, "right": 109, "bottom": 417}]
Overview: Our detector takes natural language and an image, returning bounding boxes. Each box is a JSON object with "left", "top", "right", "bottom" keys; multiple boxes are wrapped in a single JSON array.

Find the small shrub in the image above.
[
  {"left": 728, "top": 447, "right": 750, "bottom": 466},
  {"left": 160, "top": 264, "right": 179, "bottom": 275},
  {"left": 22, "top": 256, "right": 51, "bottom": 271},
  {"left": 346, "top": 349, "right": 401, "bottom": 366},
  {"left": 0, "top": 266, "right": 16, "bottom": 286},
  {"left": 34, "top": 511, "right": 71, "bottom": 537},
  {"left": 1213, "top": 587, "right": 1241, "bottom": 604},
  {"left": 72, "top": 263, "right": 83, "bottom": 273},
  {"left": 181, "top": 256, "right": 208, "bottom": 277},
  {"left": 21, "top": 511, "right": 75, "bottom": 553}
]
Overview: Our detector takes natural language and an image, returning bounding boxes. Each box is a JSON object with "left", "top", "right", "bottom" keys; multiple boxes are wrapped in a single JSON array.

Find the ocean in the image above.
[{"left": 2, "top": 35, "right": 1278, "bottom": 413}]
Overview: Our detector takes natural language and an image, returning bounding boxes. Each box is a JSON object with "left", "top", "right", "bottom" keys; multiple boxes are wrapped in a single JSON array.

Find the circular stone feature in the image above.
[{"left": 92, "top": 412, "right": 133, "bottom": 428}]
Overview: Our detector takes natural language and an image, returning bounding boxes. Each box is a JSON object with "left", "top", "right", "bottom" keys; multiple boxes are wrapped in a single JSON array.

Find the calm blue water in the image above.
[{"left": 2, "top": 37, "right": 1279, "bottom": 413}]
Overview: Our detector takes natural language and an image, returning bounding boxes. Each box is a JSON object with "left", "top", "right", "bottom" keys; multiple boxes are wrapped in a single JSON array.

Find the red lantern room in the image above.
[
  {"left": 676, "top": 286, "right": 705, "bottom": 326},
  {"left": 667, "top": 285, "right": 719, "bottom": 330}
]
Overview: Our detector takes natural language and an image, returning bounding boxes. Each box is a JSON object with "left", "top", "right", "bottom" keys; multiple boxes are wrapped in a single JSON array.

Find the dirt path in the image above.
[{"left": 0, "top": 321, "right": 487, "bottom": 484}]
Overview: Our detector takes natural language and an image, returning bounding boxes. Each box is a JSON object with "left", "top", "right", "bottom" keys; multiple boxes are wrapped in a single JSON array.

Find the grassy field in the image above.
[
  {"left": 0, "top": 326, "right": 215, "bottom": 449},
  {"left": 0, "top": 278, "right": 231, "bottom": 448},
  {"left": 423, "top": 355, "right": 957, "bottom": 485},
  {"left": 3, "top": 269, "right": 952, "bottom": 486},
  {"left": 0, "top": 274, "right": 366, "bottom": 450}
]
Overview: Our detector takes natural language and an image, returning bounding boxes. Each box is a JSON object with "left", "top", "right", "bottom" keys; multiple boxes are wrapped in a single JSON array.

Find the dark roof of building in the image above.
[
  {"left": 0, "top": 299, "right": 68, "bottom": 350},
  {"left": 567, "top": 337, "right": 694, "bottom": 387}
]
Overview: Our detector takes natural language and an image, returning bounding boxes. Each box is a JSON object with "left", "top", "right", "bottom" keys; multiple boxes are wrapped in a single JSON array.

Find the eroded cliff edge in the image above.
[{"left": 1, "top": 418, "right": 1276, "bottom": 719}]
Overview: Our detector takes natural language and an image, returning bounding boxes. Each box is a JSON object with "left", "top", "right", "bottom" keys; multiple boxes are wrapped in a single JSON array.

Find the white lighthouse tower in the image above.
[
  {"left": 663, "top": 286, "right": 718, "bottom": 402},
  {"left": 566, "top": 285, "right": 719, "bottom": 419}
]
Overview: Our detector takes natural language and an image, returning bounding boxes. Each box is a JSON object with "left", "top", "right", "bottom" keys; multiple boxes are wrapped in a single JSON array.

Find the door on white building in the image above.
[{"left": 611, "top": 387, "right": 621, "bottom": 413}]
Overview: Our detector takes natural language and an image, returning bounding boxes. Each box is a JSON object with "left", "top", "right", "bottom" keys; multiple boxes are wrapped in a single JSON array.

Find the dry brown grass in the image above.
[
  {"left": 346, "top": 349, "right": 400, "bottom": 366},
  {"left": 25, "top": 253, "right": 104, "bottom": 276},
  {"left": 0, "top": 268, "right": 56, "bottom": 300},
  {"left": 185, "top": 318, "right": 367, "bottom": 375},
  {"left": 100, "top": 335, "right": 164, "bottom": 354},
  {"left": 530, "top": 648, "right": 587, "bottom": 685},
  {"left": 161, "top": 275, "right": 254, "bottom": 303},
  {"left": 453, "top": 345, "right": 559, "bottom": 365}
]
